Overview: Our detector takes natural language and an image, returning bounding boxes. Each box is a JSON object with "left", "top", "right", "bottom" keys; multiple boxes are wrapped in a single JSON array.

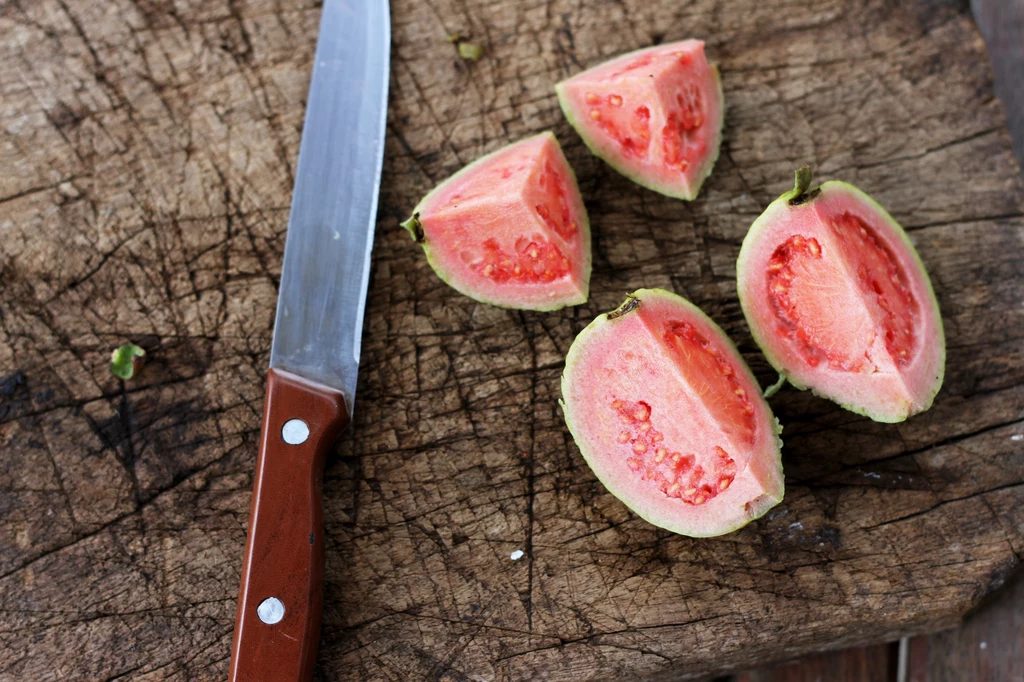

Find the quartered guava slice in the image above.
[
  {"left": 560, "top": 289, "right": 784, "bottom": 537},
  {"left": 555, "top": 40, "right": 724, "bottom": 200},
  {"left": 401, "top": 132, "right": 591, "bottom": 311},
  {"left": 737, "top": 168, "right": 945, "bottom": 423}
]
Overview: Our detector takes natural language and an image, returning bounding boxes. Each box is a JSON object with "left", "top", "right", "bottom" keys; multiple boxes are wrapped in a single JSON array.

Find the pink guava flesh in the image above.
[
  {"left": 556, "top": 40, "right": 724, "bottom": 200},
  {"left": 561, "top": 289, "right": 784, "bottom": 537},
  {"left": 403, "top": 132, "right": 591, "bottom": 311},
  {"left": 737, "top": 176, "right": 945, "bottom": 422}
]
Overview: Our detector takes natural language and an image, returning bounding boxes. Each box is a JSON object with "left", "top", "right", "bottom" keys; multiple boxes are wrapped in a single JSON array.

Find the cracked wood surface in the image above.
[{"left": 1, "top": 0, "right": 1023, "bottom": 680}]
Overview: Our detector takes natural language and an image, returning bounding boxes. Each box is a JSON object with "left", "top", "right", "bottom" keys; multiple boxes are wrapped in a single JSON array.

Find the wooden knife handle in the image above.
[{"left": 228, "top": 368, "right": 349, "bottom": 682}]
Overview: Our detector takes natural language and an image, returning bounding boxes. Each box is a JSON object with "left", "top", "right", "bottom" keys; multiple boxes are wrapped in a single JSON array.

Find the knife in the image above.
[{"left": 227, "top": 1, "right": 390, "bottom": 680}]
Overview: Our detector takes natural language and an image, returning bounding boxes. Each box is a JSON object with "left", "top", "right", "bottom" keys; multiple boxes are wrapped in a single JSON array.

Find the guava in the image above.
[
  {"left": 737, "top": 168, "right": 945, "bottom": 422},
  {"left": 555, "top": 40, "right": 724, "bottom": 200},
  {"left": 401, "top": 132, "right": 591, "bottom": 311},
  {"left": 560, "top": 289, "right": 784, "bottom": 537}
]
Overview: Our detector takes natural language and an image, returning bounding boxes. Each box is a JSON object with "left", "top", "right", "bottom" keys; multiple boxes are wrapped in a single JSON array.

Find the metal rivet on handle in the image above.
[
  {"left": 257, "top": 597, "right": 285, "bottom": 625},
  {"left": 281, "top": 419, "right": 309, "bottom": 445}
]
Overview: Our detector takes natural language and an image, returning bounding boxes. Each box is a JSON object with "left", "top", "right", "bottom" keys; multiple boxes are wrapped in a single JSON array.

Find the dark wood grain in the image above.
[
  {"left": 1, "top": 0, "right": 1023, "bottom": 680},
  {"left": 229, "top": 369, "right": 348, "bottom": 682}
]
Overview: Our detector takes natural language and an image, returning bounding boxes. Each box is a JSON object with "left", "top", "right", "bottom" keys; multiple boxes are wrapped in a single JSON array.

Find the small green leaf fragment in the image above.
[
  {"left": 457, "top": 42, "right": 483, "bottom": 61},
  {"left": 763, "top": 374, "right": 786, "bottom": 399},
  {"left": 111, "top": 344, "right": 145, "bottom": 380}
]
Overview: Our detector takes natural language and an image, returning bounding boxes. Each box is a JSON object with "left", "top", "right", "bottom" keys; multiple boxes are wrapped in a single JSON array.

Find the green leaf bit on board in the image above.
[
  {"left": 457, "top": 42, "right": 483, "bottom": 61},
  {"left": 446, "top": 31, "right": 483, "bottom": 61},
  {"left": 110, "top": 344, "right": 145, "bottom": 380}
]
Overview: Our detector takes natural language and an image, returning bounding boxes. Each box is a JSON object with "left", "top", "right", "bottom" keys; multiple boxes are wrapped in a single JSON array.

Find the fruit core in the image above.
[
  {"left": 582, "top": 52, "right": 706, "bottom": 170},
  {"left": 663, "top": 321, "right": 757, "bottom": 443},
  {"left": 661, "top": 83, "right": 705, "bottom": 172},
  {"left": 612, "top": 398, "right": 737, "bottom": 506},
  {"left": 584, "top": 91, "right": 652, "bottom": 160},
  {"left": 610, "top": 318, "right": 760, "bottom": 506},
  {"left": 766, "top": 212, "right": 920, "bottom": 371},
  {"left": 452, "top": 159, "right": 579, "bottom": 285},
  {"left": 534, "top": 160, "right": 578, "bottom": 240},
  {"left": 468, "top": 237, "right": 571, "bottom": 284}
]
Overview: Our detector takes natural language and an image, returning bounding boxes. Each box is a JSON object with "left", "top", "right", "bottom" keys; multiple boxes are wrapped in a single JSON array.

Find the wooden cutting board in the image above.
[{"left": 1, "top": 0, "right": 1022, "bottom": 679}]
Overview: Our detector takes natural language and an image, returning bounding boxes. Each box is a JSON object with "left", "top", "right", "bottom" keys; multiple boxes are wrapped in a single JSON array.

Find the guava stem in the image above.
[
  {"left": 607, "top": 294, "right": 641, "bottom": 319},
  {"left": 788, "top": 166, "right": 820, "bottom": 205},
  {"left": 794, "top": 166, "right": 812, "bottom": 195},
  {"left": 400, "top": 214, "right": 425, "bottom": 243}
]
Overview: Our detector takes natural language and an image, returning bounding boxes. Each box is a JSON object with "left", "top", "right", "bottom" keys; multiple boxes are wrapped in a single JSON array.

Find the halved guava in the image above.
[
  {"left": 555, "top": 40, "right": 724, "bottom": 200},
  {"left": 560, "top": 289, "right": 784, "bottom": 537},
  {"left": 737, "top": 168, "right": 945, "bottom": 423},
  {"left": 401, "top": 132, "right": 591, "bottom": 311}
]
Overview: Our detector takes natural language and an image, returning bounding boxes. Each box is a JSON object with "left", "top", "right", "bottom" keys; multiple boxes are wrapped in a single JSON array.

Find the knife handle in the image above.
[{"left": 228, "top": 368, "right": 349, "bottom": 682}]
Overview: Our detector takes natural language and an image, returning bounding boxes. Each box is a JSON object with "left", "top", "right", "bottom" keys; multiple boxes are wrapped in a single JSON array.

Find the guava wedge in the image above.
[
  {"left": 560, "top": 289, "right": 784, "bottom": 537},
  {"left": 737, "top": 168, "right": 945, "bottom": 422},
  {"left": 555, "top": 40, "right": 724, "bottom": 200},
  {"left": 401, "top": 132, "right": 591, "bottom": 311}
]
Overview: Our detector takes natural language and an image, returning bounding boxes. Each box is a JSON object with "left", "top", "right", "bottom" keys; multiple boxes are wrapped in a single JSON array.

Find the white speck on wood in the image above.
[{"left": 510, "top": 549, "right": 524, "bottom": 561}]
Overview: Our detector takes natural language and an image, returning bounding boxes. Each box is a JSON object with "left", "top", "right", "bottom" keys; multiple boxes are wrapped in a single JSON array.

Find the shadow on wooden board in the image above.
[
  {"left": 732, "top": 643, "right": 898, "bottom": 682},
  {"left": 731, "top": 568, "right": 1024, "bottom": 681},
  {"left": 926, "top": 567, "right": 1024, "bottom": 682}
]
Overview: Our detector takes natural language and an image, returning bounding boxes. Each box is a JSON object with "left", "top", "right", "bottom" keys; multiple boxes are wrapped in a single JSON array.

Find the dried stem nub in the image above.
[
  {"left": 400, "top": 213, "right": 425, "bottom": 243},
  {"left": 607, "top": 295, "right": 641, "bottom": 320}
]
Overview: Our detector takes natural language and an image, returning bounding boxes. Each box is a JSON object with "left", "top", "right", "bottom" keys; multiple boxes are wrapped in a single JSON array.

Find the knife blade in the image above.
[{"left": 228, "top": 1, "right": 390, "bottom": 679}]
